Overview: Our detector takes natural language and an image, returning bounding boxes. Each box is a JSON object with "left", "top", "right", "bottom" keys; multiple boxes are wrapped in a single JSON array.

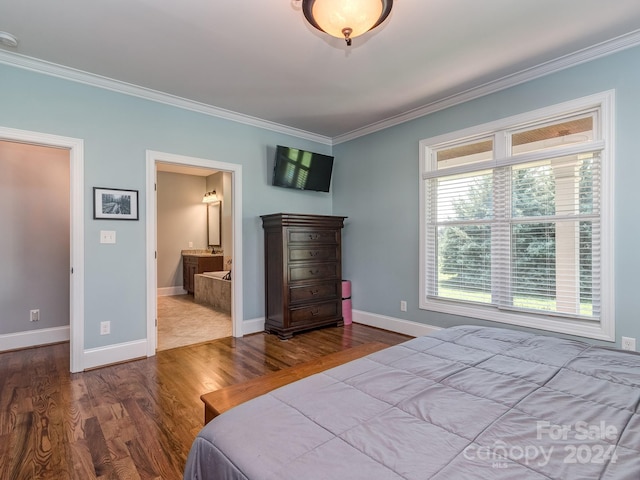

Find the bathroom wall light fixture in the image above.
[
  {"left": 202, "top": 190, "right": 218, "bottom": 203},
  {"left": 301, "top": 0, "right": 393, "bottom": 46}
]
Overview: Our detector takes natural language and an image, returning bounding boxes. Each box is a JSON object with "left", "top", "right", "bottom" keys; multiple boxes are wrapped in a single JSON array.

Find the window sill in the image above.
[{"left": 419, "top": 298, "right": 614, "bottom": 342}]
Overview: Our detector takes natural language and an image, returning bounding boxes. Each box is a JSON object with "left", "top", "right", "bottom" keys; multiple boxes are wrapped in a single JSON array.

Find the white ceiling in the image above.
[{"left": 1, "top": 0, "right": 640, "bottom": 141}]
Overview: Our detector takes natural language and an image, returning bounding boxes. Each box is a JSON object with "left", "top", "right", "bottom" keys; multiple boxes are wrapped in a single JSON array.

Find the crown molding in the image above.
[
  {"left": 1, "top": 28, "right": 639, "bottom": 147},
  {"left": 0, "top": 50, "right": 332, "bottom": 146},
  {"left": 333, "top": 29, "right": 640, "bottom": 144}
]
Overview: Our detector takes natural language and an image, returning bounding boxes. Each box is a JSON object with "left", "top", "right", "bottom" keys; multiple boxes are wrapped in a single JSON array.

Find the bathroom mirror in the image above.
[{"left": 207, "top": 201, "right": 221, "bottom": 247}]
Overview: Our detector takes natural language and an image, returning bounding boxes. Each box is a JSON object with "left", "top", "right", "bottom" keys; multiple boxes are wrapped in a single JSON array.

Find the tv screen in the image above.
[{"left": 272, "top": 145, "right": 334, "bottom": 192}]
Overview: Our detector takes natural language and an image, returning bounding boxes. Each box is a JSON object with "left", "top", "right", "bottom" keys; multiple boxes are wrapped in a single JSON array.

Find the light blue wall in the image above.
[
  {"left": 2, "top": 43, "right": 639, "bottom": 351},
  {"left": 334, "top": 45, "right": 640, "bottom": 347},
  {"left": 0, "top": 63, "right": 333, "bottom": 349}
]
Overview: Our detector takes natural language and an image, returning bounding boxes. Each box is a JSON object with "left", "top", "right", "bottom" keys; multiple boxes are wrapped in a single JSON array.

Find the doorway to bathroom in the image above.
[{"left": 145, "top": 151, "right": 243, "bottom": 354}]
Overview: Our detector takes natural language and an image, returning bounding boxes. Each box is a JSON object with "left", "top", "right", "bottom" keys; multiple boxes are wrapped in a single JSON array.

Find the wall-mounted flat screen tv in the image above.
[{"left": 272, "top": 145, "right": 334, "bottom": 192}]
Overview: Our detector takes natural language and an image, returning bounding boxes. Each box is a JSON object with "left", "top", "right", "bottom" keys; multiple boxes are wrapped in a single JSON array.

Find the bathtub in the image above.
[
  {"left": 194, "top": 271, "right": 231, "bottom": 313},
  {"left": 201, "top": 270, "right": 230, "bottom": 280}
]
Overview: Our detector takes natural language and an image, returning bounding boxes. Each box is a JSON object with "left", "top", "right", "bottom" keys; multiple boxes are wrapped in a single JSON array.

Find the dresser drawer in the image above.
[
  {"left": 289, "top": 263, "right": 339, "bottom": 282},
  {"left": 288, "top": 245, "right": 339, "bottom": 263},
  {"left": 289, "top": 281, "right": 340, "bottom": 304},
  {"left": 288, "top": 229, "right": 338, "bottom": 244},
  {"left": 289, "top": 301, "right": 341, "bottom": 325}
]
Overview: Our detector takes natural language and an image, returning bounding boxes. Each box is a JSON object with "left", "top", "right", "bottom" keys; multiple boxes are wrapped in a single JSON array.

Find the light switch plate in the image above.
[{"left": 100, "top": 230, "right": 116, "bottom": 244}]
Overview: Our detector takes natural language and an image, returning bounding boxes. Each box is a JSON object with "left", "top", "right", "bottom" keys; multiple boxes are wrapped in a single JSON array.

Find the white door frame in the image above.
[
  {"left": 0, "top": 126, "right": 85, "bottom": 372},
  {"left": 145, "top": 150, "right": 243, "bottom": 354}
]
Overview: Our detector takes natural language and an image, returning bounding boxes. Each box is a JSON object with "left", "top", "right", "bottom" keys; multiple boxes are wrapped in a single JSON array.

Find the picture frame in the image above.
[{"left": 93, "top": 187, "right": 139, "bottom": 220}]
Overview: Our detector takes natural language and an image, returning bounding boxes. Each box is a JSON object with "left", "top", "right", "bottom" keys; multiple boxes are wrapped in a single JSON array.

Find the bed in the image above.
[{"left": 184, "top": 325, "right": 640, "bottom": 479}]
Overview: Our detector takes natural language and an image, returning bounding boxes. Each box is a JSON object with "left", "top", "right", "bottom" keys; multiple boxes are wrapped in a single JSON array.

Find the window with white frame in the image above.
[{"left": 419, "top": 92, "right": 614, "bottom": 341}]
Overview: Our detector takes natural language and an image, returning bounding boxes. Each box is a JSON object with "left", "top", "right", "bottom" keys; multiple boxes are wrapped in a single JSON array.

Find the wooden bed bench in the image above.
[{"left": 200, "top": 341, "right": 389, "bottom": 424}]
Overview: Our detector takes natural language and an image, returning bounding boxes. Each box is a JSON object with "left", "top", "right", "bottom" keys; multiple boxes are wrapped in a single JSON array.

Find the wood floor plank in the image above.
[
  {"left": 0, "top": 324, "right": 411, "bottom": 479},
  {"left": 4, "top": 412, "right": 36, "bottom": 479},
  {"left": 201, "top": 341, "right": 390, "bottom": 422},
  {"left": 84, "top": 416, "right": 114, "bottom": 478},
  {"left": 69, "top": 440, "right": 97, "bottom": 480}
]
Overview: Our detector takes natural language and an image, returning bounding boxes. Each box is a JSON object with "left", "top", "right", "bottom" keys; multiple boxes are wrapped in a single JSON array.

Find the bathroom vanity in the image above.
[{"left": 182, "top": 252, "right": 224, "bottom": 294}]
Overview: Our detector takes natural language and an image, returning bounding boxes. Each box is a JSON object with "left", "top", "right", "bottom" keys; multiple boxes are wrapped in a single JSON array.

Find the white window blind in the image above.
[{"left": 420, "top": 92, "right": 614, "bottom": 340}]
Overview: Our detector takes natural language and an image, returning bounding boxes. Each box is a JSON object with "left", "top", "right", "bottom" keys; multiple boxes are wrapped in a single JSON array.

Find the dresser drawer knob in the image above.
[
  {"left": 310, "top": 308, "right": 320, "bottom": 316},
  {"left": 309, "top": 269, "right": 320, "bottom": 275},
  {"left": 310, "top": 289, "right": 319, "bottom": 295},
  {"left": 309, "top": 251, "right": 320, "bottom": 257},
  {"left": 308, "top": 234, "right": 319, "bottom": 240}
]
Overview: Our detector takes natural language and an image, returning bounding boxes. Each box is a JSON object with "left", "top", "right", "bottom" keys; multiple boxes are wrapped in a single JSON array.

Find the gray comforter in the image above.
[{"left": 184, "top": 325, "right": 640, "bottom": 479}]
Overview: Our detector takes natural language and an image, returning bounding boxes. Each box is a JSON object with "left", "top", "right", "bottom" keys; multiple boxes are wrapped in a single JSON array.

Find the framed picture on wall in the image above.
[{"left": 93, "top": 187, "right": 139, "bottom": 220}]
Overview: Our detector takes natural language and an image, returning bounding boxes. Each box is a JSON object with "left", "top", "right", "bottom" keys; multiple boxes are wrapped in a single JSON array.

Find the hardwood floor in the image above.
[{"left": 0, "top": 324, "right": 410, "bottom": 479}]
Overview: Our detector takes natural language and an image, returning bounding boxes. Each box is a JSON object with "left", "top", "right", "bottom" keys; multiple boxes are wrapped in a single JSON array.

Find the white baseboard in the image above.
[
  {"left": 0, "top": 326, "right": 70, "bottom": 352},
  {"left": 242, "top": 317, "right": 265, "bottom": 336},
  {"left": 0, "top": 325, "right": 69, "bottom": 352},
  {"left": 82, "top": 318, "right": 264, "bottom": 370},
  {"left": 83, "top": 339, "right": 148, "bottom": 370},
  {"left": 157, "top": 286, "right": 187, "bottom": 296},
  {"left": 352, "top": 310, "right": 441, "bottom": 337},
  {"left": 238, "top": 313, "right": 439, "bottom": 339}
]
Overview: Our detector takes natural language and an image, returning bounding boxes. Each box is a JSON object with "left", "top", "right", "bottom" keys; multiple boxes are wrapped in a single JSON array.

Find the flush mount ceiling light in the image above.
[
  {"left": 302, "top": 0, "right": 393, "bottom": 46},
  {"left": 0, "top": 31, "right": 19, "bottom": 48}
]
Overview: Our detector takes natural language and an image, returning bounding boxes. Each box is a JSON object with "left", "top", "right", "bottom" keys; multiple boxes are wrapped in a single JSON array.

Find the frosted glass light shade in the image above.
[
  {"left": 302, "top": 0, "right": 392, "bottom": 45},
  {"left": 202, "top": 191, "right": 218, "bottom": 203}
]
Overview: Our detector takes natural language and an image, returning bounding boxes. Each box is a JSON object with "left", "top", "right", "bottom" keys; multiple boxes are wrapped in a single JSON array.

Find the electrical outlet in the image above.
[
  {"left": 621, "top": 336, "right": 636, "bottom": 351},
  {"left": 100, "top": 321, "right": 111, "bottom": 335},
  {"left": 30, "top": 309, "right": 40, "bottom": 322},
  {"left": 400, "top": 300, "right": 407, "bottom": 312}
]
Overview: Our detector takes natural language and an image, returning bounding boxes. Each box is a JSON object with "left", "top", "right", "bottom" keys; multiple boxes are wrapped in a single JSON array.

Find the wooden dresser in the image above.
[
  {"left": 182, "top": 254, "right": 223, "bottom": 294},
  {"left": 261, "top": 213, "right": 346, "bottom": 339}
]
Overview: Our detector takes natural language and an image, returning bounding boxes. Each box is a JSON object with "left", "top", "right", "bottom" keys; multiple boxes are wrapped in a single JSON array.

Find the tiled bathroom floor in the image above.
[{"left": 157, "top": 294, "right": 232, "bottom": 351}]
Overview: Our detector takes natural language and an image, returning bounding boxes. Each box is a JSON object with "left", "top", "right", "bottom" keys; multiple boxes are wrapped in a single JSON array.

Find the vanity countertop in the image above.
[{"left": 181, "top": 250, "right": 223, "bottom": 257}]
